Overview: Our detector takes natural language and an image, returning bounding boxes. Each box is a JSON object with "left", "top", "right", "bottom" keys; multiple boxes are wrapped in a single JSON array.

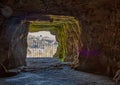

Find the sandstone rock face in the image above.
[{"left": 0, "top": 18, "right": 29, "bottom": 69}]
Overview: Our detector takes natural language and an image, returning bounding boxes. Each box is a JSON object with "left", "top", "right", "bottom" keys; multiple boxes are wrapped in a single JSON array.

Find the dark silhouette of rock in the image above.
[{"left": 0, "top": 64, "right": 18, "bottom": 77}]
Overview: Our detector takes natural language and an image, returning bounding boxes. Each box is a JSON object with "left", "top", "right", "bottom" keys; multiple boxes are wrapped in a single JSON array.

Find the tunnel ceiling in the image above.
[{"left": 2, "top": 0, "right": 117, "bottom": 17}]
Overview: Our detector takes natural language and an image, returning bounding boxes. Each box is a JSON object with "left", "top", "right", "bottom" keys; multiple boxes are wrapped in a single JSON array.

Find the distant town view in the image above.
[{"left": 27, "top": 31, "right": 58, "bottom": 58}]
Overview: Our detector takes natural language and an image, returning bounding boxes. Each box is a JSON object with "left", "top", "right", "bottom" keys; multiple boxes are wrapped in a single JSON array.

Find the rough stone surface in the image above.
[{"left": 0, "top": 18, "right": 29, "bottom": 69}]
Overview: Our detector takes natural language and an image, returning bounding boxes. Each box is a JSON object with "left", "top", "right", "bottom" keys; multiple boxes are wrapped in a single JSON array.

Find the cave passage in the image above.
[
  {"left": 0, "top": 0, "right": 120, "bottom": 84},
  {"left": 0, "top": 12, "right": 118, "bottom": 85}
]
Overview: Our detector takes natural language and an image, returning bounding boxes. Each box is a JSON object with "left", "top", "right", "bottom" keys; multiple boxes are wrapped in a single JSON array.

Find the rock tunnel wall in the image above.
[
  {"left": 75, "top": 0, "right": 120, "bottom": 76},
  {"left": 0, "top": 18, "right": 29, "bottom": 69},
  {"left": 0, "top": 0, "right": 119, "bottom": 78}
]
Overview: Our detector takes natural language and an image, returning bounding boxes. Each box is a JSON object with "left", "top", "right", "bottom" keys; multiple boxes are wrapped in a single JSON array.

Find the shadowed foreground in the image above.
[{"left": 0, "top": 58, "right": 118, "bottom": 85}]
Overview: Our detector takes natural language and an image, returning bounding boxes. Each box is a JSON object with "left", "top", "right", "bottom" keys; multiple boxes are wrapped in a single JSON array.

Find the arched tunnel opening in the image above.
[{"left": 26, "top": 15, "right": 81, "bottom": 62}]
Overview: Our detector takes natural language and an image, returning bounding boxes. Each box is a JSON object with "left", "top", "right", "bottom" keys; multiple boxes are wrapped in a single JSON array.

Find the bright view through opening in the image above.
[{"left": 27, "top": 31, "right": 58, "bottom": 58}]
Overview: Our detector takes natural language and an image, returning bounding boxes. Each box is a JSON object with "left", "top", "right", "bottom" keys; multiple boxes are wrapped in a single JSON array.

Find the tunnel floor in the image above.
[{"left": 0, "top": 58, "right": 118, "bottom": 85}]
